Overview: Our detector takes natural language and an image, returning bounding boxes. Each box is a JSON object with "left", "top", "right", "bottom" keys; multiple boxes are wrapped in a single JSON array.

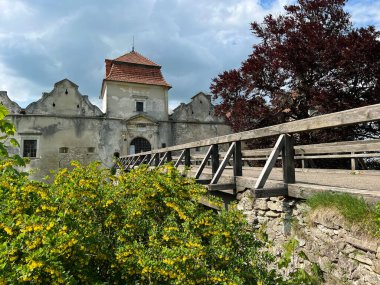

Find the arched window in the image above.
[{"left": 130, "top": 137, "right": 151, "bottom": 154}]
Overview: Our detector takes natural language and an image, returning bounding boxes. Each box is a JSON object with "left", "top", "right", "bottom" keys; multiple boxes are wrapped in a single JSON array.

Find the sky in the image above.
[{"left": 0, "top": 0, "right": 379, "bottom": 111}]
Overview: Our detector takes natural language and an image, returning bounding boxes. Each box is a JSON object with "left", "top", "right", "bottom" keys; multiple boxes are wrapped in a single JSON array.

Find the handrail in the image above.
[
  {"left": 122, "top": 103, "right": 380, "bottom": 158},
  {"left": 118, "top": 103, "right": 380, "bottom": 200}
]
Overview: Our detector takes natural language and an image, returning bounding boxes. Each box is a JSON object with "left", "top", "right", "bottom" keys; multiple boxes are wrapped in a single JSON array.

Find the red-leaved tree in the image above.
[{"left": 211, "top": 0, "right": 380, "bottom": 144}]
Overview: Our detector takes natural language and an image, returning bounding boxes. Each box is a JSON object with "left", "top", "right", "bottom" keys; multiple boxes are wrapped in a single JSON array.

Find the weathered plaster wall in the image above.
[
  {"left": 0, "top": 91, "right": 21, "bottom": 114},
  {"left": 237, "top": 192, "right": 380, "bottom": 284},
  {"left": 170, "top": 92, "right": 231, "bottom": 145},
  {"left": 26, "top": 79, "right": 103, "bottom": 116},
  {"left": 104, "top": 81, "right": 169, "bottom": 120},
  {"left": 8, "top": 115, "right": 126, "bottom": 179}
]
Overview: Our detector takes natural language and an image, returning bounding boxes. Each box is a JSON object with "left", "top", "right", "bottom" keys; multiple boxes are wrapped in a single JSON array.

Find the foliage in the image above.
[
  {"left": 306, "top": 192, "right": 378, "bottom": 235},
  {"left": 278, "top": 239, "right": 323, "bottom": 285},
  {"left": 0, "top": 161, "right": 304, "bottom": 284},
  {"left": 211, "top": 0, "right": 380, "bottom": 144},
  {"left": 0, "top": 104, "right": 26, "bottom": 175}
]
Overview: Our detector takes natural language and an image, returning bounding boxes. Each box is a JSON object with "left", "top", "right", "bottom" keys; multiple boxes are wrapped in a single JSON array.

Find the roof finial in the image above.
[{"left": 132, "top": 36, "right": 135, "bottom": 52}]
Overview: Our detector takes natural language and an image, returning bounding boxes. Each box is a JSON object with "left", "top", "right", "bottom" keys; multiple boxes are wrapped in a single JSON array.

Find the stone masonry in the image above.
[{"left": 237, "top": 190, "right": 380, "bottom": 284}]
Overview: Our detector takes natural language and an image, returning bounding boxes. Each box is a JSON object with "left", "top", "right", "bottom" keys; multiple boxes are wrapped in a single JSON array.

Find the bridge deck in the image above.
[{"left": 195, "top": 167, "right": 380, "bottom": 203}]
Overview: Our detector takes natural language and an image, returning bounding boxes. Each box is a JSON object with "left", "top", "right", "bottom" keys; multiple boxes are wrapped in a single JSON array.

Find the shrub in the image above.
[
  {"left": 0, "top": 161, "right": 292, "bottom": 284},
  {"left": 306, "top": 191, "right": 378, "bottom": 236}
]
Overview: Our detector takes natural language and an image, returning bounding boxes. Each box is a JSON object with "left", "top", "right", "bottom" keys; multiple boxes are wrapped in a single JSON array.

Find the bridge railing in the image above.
[{"left": 118, "top": 103, "right": 380, "bottom": 196}]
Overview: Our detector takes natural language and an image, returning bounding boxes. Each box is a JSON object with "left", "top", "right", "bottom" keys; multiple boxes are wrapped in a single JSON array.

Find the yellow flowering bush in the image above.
[{"left": 0, "top": 160, "right": 294, "bottom": 284}]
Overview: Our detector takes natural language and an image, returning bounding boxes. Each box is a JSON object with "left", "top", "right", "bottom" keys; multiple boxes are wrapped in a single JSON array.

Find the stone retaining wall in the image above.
[{"left": 236, "top": 190, "right": 380, "bottom": 284}]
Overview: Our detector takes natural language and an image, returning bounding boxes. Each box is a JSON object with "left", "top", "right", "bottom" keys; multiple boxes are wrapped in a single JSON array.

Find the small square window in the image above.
[
  {"left": 59, "top": 147, "right": 69, "bottom": 153},
  {"left": 136, "top": 101, "right": 144, "bottom": 112},
  {"left": 161, "top": 143, "right": 166, "bottom": 148},
  {"left": 23, "top": 140, "right": 37, "bottom": 158},
  {"left": 88, "top": 147, "right": 95, "bottom": 153}
]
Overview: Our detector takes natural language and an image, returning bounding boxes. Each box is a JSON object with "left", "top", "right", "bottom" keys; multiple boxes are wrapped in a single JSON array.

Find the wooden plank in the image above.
[
  {"left": 120, "top": 103, "right": 380, "bottom": 158},
  {"left": 210, "top": 142, "right": 235, "bottom": 185},
  {"left": 251, "top": 187, "right": 288, "bottom": 198},
  {"left": 194, "top": 145, "right": 214, "bottom": 179},
  {"left": 158, "top": 152, "right": 168, "bottom": 167},
  {"left": 196, "top": 179, "right": 212, "bottom": 185},
  {"left": 185, "top": 148, "right": 191, "bottom": 167},
  {"left": 174, "top": 149, "right": 186, "bottom": 167},
  {"left": 255, "top": 135, "right": 285, "bottom": 189},
  {"left": 208, "top": 183, "right": 236, "bottom": 191},
  {"left": 211, "top": 144, "right": 220, "bottom": 175},
  {"left": 242, "top": 139, "right": 380, "bottom": 157},
  {"left": 148, "top": 153, "right": 157, "bottom": 166},
  {"left": 294, "top": 153, "right": 380, "bottom": 159},
  {"left": 167, "top": 151, "right": 172, "bottom": 163},
  {"left": 288, "top": 183, "right": 380, "bottom": 204},
  {"left": 234, "top": 141, "right": 243, "bottom": 177},
  {"left": 131, "top": 156, "right": 141, "bottom": 169},
  {"left": 282, "top": 135, "right": 295, "bottom": 184},
  {"left": 235, "top": 176, "right": 284, "bottom": 192}
]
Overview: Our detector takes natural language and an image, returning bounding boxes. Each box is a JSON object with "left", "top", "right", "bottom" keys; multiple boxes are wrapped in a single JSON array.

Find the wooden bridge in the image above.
[{"left": 118, "top": 103, "right": 380, "bottom": 205}]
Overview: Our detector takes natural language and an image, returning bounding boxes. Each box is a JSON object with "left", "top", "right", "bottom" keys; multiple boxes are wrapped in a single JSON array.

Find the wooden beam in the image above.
[
  {"left": 194, "top": 145, "right": 214, "bottom": 179},
  {"left": 208, "top": 183, "right": 236, "bottom": 191},
  {"left": 184, "top": 148, "right": 191, "bottom": 167},
  {"left": 282, "top": 135, "right": 295, "bottom": 184},
  {"left": 158, "top": 152, "right": 168, "bottom": 166},
  {"left": 174, "top": 149, "right": 186, "bottom": 167},
  {"left": 255, "top": 134, "right": 285, "bottom": 189},
  {"left": 119, "top": 103, "right": 380, "bottom": 158},
  {"left": 211, "top": 144, "right": 219, "bottom": 175},
  {"left": 196, "top": 179, "right": 212, "bottom": 185},
  {"left": 288, "top": 183, "right": 380, "bottom": 204},
  {"left": 131, "top": 156, "right": 141, "bottom": 169},
  {"left": 148, "top": 153, "right": 157, "bottom": 166},
  {"left": 210, "top": 142, "right": 235, "bottom": 185},
  {"left": 234, "top": 141, "right": 243, "bottom": 177},
  {"left": 251, "top": 187, "right": 288, "bottom": 198}
]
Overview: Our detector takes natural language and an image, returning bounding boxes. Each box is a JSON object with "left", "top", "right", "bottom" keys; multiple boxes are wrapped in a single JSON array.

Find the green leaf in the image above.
[
  {"left": 9, "top": 138, "right": 19, "bottom": 147},
  {"left": 0, "top": 105, "right": 8, "bottom": 120}
]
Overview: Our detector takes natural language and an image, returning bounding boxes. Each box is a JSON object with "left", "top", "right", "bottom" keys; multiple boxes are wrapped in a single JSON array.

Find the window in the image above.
[
  {"left": 59, "top": 147, "right": 69, "bottom": 153},
  {"left": 161, "top": 143, "right": 166, "bottom": 148},
  {"left": 136, "top": 101, "right": 144, "bottom": 112},
  {"left": 88, "top": 147, "right": 95, "bottom": 153},
  {"left": 23, "top": 140, "right": 37, "bottom": 157}
]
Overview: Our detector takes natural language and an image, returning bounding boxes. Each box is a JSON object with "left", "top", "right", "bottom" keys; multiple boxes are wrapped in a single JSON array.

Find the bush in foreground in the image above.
[{"left": 0, "top": 161, "right": 295, "bottom": 284}]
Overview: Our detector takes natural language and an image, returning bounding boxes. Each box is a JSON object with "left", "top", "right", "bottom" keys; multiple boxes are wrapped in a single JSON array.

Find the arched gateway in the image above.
[{"left": 130, "top": 137, "right": 151, "bottom": 154}]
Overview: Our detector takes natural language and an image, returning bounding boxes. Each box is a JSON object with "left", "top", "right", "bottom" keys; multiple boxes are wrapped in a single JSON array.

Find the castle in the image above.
[{"left": 0, "top": 50, "right": 231, "bottom": 178}]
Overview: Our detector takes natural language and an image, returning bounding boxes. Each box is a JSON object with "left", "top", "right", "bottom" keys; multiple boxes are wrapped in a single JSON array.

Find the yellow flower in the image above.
[{"left": 3, "top": 226, "right": 13, "bottom": 236}]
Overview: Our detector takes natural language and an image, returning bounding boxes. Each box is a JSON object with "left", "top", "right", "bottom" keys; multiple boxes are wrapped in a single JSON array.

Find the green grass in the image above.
[{"left": 306, "top": 192, "right": 379, "bottom": 235}]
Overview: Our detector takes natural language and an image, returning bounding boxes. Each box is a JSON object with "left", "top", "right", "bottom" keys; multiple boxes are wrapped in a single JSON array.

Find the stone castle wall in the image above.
[{"left": 237, "top": 191, "right": 380, "bottom": 284}]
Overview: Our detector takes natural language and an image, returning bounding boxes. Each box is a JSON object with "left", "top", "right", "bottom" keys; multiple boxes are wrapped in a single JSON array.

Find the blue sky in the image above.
[{"left": 0, "top": 0, "right": 379, "bottom": 110}]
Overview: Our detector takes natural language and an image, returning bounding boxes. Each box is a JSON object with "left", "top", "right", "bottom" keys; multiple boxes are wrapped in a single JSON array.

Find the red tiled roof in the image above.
[
  {"left": 104, "top": 51, "right": 171, "bottom": 88},
  {"left": 114, "top": 51, "right": 160, "bottom": 67}
]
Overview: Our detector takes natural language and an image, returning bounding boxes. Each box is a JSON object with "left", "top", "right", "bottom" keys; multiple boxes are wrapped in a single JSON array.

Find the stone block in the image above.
[
  {"left": 349, "top": 252, "right": 373, "bottom": 266},
  {"left": 266, "top": 210, "right": 281, "bottom": 217},
  {"left": 345, "top": 236, "right": 378, "bottom": 253},
  {"left": 267, "top": 200, "right": 284, "bottom": 212},
  {"left": 372, "top": 260, "right": 380, "bottom": 274},
  {"left": 254, "top": 199, "right": 268, "bottom": 210}
]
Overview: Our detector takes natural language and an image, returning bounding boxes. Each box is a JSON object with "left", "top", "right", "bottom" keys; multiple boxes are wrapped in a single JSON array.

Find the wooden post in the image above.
[
  {"left": 351, "top": 152, "right": 357, "bottom": 170},
  {"left": 211, "top": 144, "right": 219, "bottom": 175},
  {"left": 234, "top": 141, "right": 242, "bottom": 177},
  {"left": 167, "top": 151, "right": 172, "bottom": 163},
  {"left": 154, "top": 154, "right": 160, "bottom": 166},
  {"left": 184, "top": 148, "right": 191, "bottom": 167},
  {"left": 282, "top": 134, "right": 295, "bottom": 184}
]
